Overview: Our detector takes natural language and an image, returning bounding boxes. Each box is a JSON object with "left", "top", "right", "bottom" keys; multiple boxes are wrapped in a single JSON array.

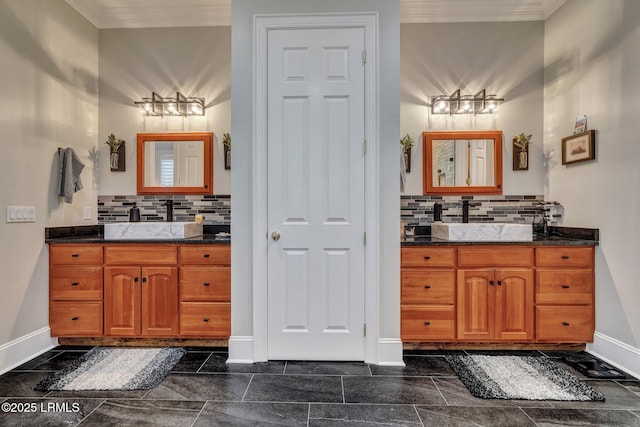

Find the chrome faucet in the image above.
[{"left": 162, "top": 200, "right": 173, "bottom": 222}]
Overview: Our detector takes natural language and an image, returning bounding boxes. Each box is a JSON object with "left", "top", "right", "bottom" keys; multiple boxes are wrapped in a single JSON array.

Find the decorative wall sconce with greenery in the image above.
[
  {"left": 105, "top": 133, "right": 125, "bottom": 172},
  {"left": 222, "top": 132, "right": 231, "bottom": 170},
  {"left": 512, "top": 133, "right": 531, "bottom": 170},
  {"left": 401, "top": 133, "right": 414, "bottom": 173}
]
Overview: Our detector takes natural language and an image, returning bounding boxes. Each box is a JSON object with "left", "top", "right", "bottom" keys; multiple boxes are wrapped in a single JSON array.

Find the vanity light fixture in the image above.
[
  {"left": 134, "top": 92, "right": 205, "bottom": 117},
  {"left": 430, "top": 89, "right": 503, "bottom": 115}
]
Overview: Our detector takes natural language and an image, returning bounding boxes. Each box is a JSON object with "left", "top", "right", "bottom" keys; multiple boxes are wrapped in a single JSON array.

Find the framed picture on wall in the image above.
[{"left": 562, "top": 130, "right": 596, "bottom": 165}]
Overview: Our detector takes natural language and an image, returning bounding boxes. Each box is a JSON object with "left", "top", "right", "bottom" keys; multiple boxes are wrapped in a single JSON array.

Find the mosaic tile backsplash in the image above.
[
  {"left": 401, "top": 195, "right": 563, "bottom": 226},
  {"left": 98, "top": 195, "right": 230, "bottom": 225}
]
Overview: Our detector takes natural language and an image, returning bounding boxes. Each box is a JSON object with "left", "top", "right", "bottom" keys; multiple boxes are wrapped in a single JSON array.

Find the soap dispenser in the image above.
[
  {"left": 433, "top": 202, "right": 443, "bottom": 222},
  {"left": 129, "top": 203, "right": 141, "bottom": 222}
]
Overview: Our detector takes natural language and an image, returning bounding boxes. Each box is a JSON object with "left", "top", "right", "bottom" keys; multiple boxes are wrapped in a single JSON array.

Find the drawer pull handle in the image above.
[
  {"left": 423, "top": 256, "right": 431, "bottom": 260},
  {"left": 71, "top": 317, "right": 79, "bottom": 321},
  {"left": 489, "top": 280, "right": 495, "bottom": 286},
  {"left": 424, "top": 321, "right": 431, "bottom": 326},
  {"left": 71, "top": 253, "right": 79, "bottom": 258},
  {"left": 561, "top": 255, "right": 570, "bottom": 259},
  {"left": 562, "top": 285, "right": 570, "bottom": 289},
  {"left": 424, "top": 285, "right": 431, "bottom": 289},
  {"left": 71, "top": 282, "right": 79, "bottom": 286},
  {"left": 203, "top": 318, "right": 210, "bottom": 322},
  {"left": 203, "top": 254, "right": 210, "bottom": 258},
  {"left": 134, "top": 277, "right": 139, "bottom": 282},
  {"left": 562, "top": 321, "right": 570, "bottom": 326},
  {"left": 142, "top": 277, "right": 147, "bottom": 283},
  {"left": 203, "top": 282, "right": 210, "bottom": 287},
  {"left": 497, "top": 280, "right": 502, "bottom": 286}
]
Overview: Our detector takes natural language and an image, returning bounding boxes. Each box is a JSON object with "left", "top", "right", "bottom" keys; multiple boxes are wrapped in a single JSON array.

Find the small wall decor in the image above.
[
  {"left": 512, "top": 132, "right": 532, "bottom": 170},
  {"left": 105, "top": 133, "right": 125, "bottom": 172},
  {"left": 222, "top": 132, "right": 231, "bottom": 170},
  {"left": 562, "top": 130, "right": 596, "bottom": 165},
  {"left": 400, "top": 133, "right": 414, "bottom": 173}
]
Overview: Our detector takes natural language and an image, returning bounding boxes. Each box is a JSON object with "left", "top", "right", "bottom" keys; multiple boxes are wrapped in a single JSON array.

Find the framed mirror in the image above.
[
  {"left": 136, "top": 132, "right": 213, "bottom": 195},
  {"left": 423, "top": 130, "right": 503, "bottom": 195}
]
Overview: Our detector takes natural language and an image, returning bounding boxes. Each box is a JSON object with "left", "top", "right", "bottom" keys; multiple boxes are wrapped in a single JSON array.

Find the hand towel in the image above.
[
  {"left": 58, "top": 147, "right": 85, "bottom": 203},
  {"left": 400, "top": 145, "right": 407, "bottom": 191}
]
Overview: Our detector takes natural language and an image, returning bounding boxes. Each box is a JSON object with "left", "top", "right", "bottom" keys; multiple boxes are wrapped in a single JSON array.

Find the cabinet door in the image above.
[
  {"left": 457, "top": 269, "right": 494, "bottom": 341},
  {"left": 495, "top": 269, "right": 534, "bottom": 341},
  {"left": 142, "top": 267, "right": 178, "bottom": 337},
  {"left": 104, "top": 267, "right": 140, "bottom": 336}
]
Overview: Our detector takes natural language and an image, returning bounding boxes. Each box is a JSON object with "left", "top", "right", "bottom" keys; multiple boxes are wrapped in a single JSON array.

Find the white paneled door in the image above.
[{"left": 267, "top": 27, "right": 366, "bottom": 360}]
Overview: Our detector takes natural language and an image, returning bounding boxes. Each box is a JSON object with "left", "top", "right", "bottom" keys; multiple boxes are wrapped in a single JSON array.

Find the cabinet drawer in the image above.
[
  {"left": 536, "top": 306, "right": 593, "bottom": 342},
  {"left": 50, "top": 302, "right": 103, "bottom": 337},
  {"left": 50, "top": 267, "right": 103, "bottom": 301},
  {"left": 104, "top": 245, "right": 177, "bottom": 265},
  {"left": 401, "top": 270, "right": 455, "bottom": 304},
  {"left": 536, "top": 270, "right": 594, "bottom": 305},
  {"left": 401, "top": 247, "right": 455, "bottom": 268},
  {"left": 180, "top": 267, "right": 230, "bottom": 302},
  {"left": 401, "top": 305, "right": 455, "bottom": 341},
  {"left": 50, "top": 245, "right": 103, "bottom": 265},
  {"left": 180, "top": 245, "right": 230, "bottom": 266},
  {"left": 535, "top": 247, "right": 593, "bottom": 267},
  {"left": 458, "top": 247, "right": 533, "bottom": 267},
  {"left": 179, "top": 303, "right": 230, "bottom": 337}
]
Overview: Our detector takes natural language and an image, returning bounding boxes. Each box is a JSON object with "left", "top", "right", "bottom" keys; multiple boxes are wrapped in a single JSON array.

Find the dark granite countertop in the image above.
[
  {"left": 45, "top": 224, "right": 231, "bottom": 245},
  {"left": 401, "top": 225, "right": 598, "bottom": 247}
]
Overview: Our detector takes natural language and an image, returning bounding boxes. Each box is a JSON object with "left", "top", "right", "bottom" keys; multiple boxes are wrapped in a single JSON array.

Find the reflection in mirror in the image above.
[
  {"left": 137, "top": 132, "right": 213, "bottom": 195},
  {"left": 423, "top": 130, "right": 502, "bottom": 195}
]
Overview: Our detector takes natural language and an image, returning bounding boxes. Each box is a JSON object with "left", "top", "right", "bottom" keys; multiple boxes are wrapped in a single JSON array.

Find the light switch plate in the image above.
[
  {"left": 83, "top": 207, "right": 91, "bottom": 220},
  {"left": 6, "top": 205, "right": 36, "bottom": 223}
]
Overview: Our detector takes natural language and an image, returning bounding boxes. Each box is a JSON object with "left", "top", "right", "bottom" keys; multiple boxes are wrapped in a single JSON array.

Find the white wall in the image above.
[
  {"left": 401, "top": 22, "right": 545, "bottom": 196},
  {"left": 231, "top": 0, "right": 400, "bottom": 362},
  {"left": 545, "top": 0, "right": 640, "bottom": 367},
  {"left": 0, "top": 0, "right": 98, "bottom": 370},
  {"left": 98, "top": 26, "right": 231, "bottom": 195}
]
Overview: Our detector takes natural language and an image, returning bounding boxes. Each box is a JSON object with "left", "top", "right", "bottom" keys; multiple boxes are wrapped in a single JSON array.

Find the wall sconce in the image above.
[
  {"left": 134, "top": 91, "right": 205, "bottom": 116},
  {"left": 430, "top": 89, "right": 503, "bottom": 115}
]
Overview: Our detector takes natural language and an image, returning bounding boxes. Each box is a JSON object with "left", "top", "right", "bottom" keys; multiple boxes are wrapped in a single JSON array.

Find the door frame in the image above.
[{"left": 253, "top": 13, "right": 380, "bottom": 362}]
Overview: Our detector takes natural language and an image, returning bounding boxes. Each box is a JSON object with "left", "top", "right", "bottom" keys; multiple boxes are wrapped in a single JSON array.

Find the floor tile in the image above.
[
  {"left": 199, "top": 353, "right": 285, "bottom": 374},
  {"left": 0, "top": 398, "right": 103, "bottom": 427},
  {"left": 193, "top": 401, "right": 309, "bottom": 426},
  {"left": 464, "top": 350, "right": 545, "bottom": 357},
  {"left": 27, "top": 351, "right": 87, "bottom": 371},
  {"left": 12, "top": 351, "right": 61, "bottom": 371},
  {"left": 0, "top": 372, "right": 50, "bottom": 397},
  {"left": 309, "top": 403, "right": 422, "bottom": 426},
  {"left": 343, "top": 376, "right": 446, "bottom": 405},
  {"left": 432, "top": 377, "right": 553, "bottom": 408},
  {"left": 46, "top": 389, "right": 148, "bottom": 399},
  {"left": 170, "top": 352, "right": 211, "bottom": 373},
  {"left": 403, "top": 349, "right": 466, "bottom": 356},
  {"left": 415, "top": 406, "right": 536, "bottom": 427},
  {"left": 285, "top": 361, "right": 371, "bottom": 376},
  {"left": 539, "top": 350, "right": 591, "bottom": 359},
  {"left": 79, "top": 399, "right": 205, "bottom": 427},
  {"left": 617, "top": 380, "right": 640, "bottom": 395},
  {"left": 143, "top": 373, "right": 251, "bottom": 401},
  {"left": 370, "top": 356, "right": 455, "bottom": 377},
  {"left": 244, "top": 374, "right": 343, "bottom": 403},
  {"left": 549, "top": 380, "right": 640, "bottom": 410},
  {"left": 523, "top": 407, "right": 640, "bottom": 426}
]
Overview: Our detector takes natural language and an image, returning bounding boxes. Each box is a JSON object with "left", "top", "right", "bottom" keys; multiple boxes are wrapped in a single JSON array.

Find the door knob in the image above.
[{"left": 271, "top": 230, "right": 281, "bottom": 241}]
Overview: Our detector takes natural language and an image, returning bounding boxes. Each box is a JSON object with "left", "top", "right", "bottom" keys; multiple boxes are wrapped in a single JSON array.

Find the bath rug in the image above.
[
  {"left": 35, "top": 347, "right": 185, "bottom": 391},
  {"left": 445, "top": 355, "right": 605, "bottom": 401}
]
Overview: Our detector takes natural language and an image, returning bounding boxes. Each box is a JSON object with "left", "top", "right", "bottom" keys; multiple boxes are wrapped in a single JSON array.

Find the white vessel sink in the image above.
[
  {"left": 431, "top": 222, "right": 532, "bottom": 242},
  {"left": 104, "top": 222, "right": 203, "bottom": 240}
]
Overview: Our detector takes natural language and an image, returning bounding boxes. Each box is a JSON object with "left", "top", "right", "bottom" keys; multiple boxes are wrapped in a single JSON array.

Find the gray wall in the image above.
[
  {"left": 231, "top": 0, "right": 400, "bottom": 360},
  {"left": 401, "top": 22, "right": 545, "bottom": 195},
  {"left": 0, "top": 0, "right": 98, "bottom": 362},
  {"left": 98, "top": 26, "right": 231, "bottom": 195},
  {"left": 545, "top": 0, "right": 640, "bottom": 356}
]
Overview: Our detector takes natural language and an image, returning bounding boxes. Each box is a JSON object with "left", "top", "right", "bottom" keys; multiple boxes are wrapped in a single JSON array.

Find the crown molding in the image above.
[
  {"left": 541, "top": 0, "right": 568, "bottom": 19},
  {"left": 400, "top": 0, "right": 547, "bottom": 23}
]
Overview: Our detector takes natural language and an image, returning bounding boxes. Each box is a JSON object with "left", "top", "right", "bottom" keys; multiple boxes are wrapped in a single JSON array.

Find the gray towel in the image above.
[{"left": 58, "top": 147, "right": 85, "bottom": 203}]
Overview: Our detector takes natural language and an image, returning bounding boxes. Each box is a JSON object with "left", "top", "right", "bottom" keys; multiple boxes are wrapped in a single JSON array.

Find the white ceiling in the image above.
[{"left": 64, "top": 0, "right": 567, "bottom": 29}]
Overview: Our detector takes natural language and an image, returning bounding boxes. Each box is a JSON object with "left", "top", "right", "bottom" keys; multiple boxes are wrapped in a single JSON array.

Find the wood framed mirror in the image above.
[
  {"left": 136, "top": 132, "right": 213, "bottom": 195},
  {"left": 423, "top": 130, "right": 503, "bottom": 195}
]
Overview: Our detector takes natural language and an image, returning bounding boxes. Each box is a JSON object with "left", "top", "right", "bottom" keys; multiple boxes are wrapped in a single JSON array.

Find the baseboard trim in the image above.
[
  {"left": 587, "top": 331, "right": 640, "bottom": 379},
  {"left": 376, "top": 338, "right": 405, "bottom": 366},
  {"left": 0, "top": 327, "right": 57, "bottom": 375},
  {"left": 227, "top": 335, "right": 254, "bottom": 364}
]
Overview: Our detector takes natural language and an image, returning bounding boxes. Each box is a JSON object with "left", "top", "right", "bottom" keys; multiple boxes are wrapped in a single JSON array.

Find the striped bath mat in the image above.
[
  {"left": 445, "top": 355, "right": 605, "bottom": 401},
  {"left": 35, "top": 347, "right": 185, "bottom": 391}
]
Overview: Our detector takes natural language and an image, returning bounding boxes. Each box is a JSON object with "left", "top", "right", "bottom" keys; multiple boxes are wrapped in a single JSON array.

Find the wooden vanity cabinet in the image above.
[
  {"left": 179, "top": 245, "right": 231, "bottom": 338},
  {"left": 103, "top": 245, "right": 179, "bottom": 337},
  {"left": 535, "top": 247, "right": 594, "bottom": 342},
  {"left": 49, "top": 244, "right": 104, "bottom": 337}
]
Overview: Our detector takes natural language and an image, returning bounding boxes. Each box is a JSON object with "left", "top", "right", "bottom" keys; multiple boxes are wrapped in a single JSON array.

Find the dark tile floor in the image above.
[{"left": 0, "top": 347, "right": 639, "bottom": 426}]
